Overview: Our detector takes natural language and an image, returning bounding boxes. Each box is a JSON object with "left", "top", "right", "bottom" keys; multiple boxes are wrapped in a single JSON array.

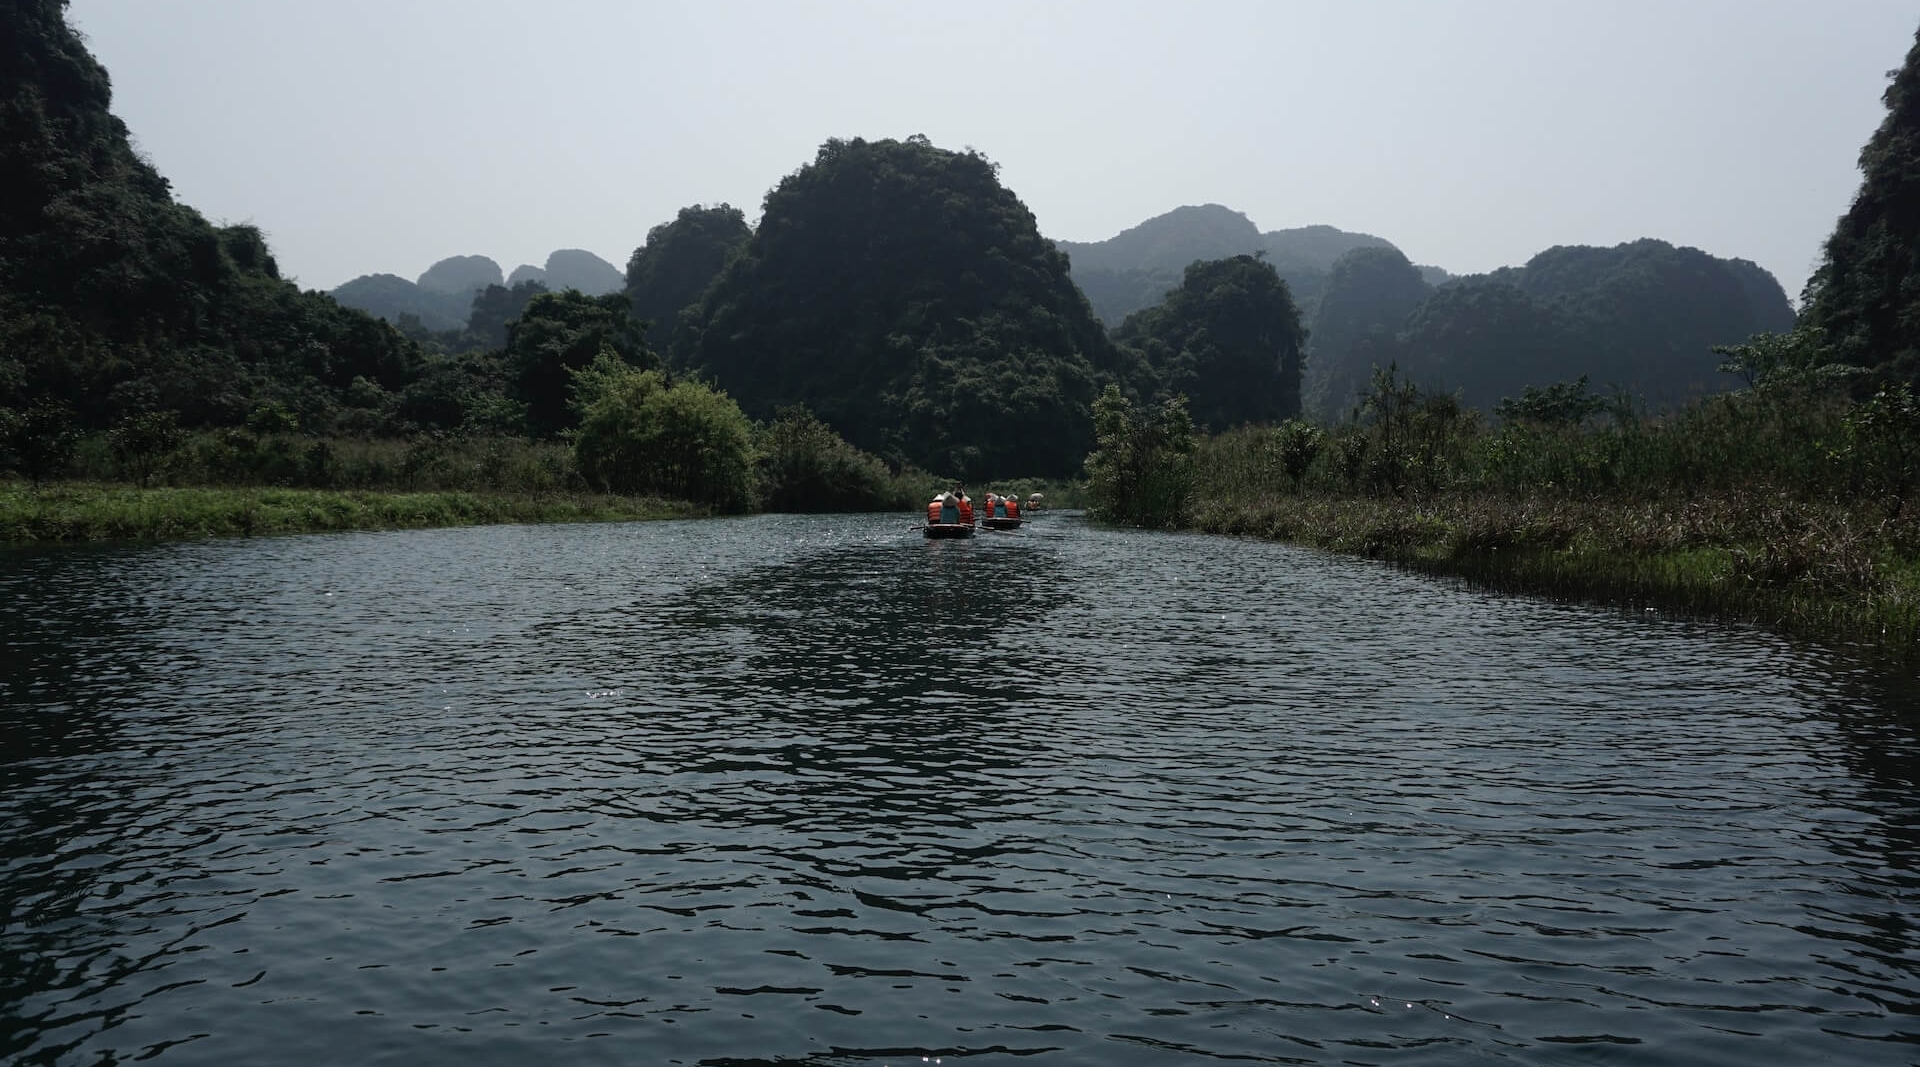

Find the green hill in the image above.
[
  {"left": 0, "top": 0, "right": 419, "bottom": 431},
  {"left": 1801, "top": 24, "right": 1920, "bottom": 385},
  {"left": 677, "top": 136, "right": 1120, "bottom": 478},
  {"left": 1307, "top": 239, "right": 1798, "bottom": 416}
]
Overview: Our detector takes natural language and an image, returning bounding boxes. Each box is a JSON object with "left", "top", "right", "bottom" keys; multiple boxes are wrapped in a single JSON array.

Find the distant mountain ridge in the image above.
[
  {"left": 1303, "top": 237, "right": 1798, "bottom": 418},
  {"left": 503, "top": 250, "right": 626, "bottom": 296},
  {"left": 1055, "top": 204, "right": 1450, "bottom": 324},
  {"left": 334, "top": 250, "right": 624, "bottom": 331}
]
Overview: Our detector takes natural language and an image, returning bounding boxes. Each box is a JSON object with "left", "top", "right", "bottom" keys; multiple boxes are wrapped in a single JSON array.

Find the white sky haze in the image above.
[{"left": 65, "top": 0, "right": 1920, "bottom": 298}]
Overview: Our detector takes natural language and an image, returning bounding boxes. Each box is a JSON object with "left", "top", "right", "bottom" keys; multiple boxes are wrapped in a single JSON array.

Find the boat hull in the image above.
[
  {"left": 924, "top": 523, "right": 975, "bottom": 539},
  {"left": 982, "top": 517, "right": 1022, "bottom": 531}
]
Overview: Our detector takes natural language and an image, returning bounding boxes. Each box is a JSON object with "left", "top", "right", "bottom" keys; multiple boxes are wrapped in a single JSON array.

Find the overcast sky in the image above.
[{"left": 66, "top": 0, "right": 1918, "bottom": 297}]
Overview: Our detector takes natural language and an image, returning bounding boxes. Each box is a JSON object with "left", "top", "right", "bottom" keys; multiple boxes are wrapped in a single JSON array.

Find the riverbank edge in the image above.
[
  {"left": 0, "top": 483, "right": 701, "bottom": 544},
  {"left": 1181, "top": 493, "right": 1920, "bottom": 662}
]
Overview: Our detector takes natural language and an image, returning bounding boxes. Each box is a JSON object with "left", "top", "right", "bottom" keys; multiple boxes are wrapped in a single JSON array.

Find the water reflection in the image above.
[{"left": 2, "top": 514, "right": 1918, "bottom": 1065}]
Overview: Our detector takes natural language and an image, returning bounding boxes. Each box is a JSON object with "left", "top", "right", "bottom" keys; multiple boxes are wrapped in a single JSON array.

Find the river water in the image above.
[{"left": 3, "top": 512, "right": 1918, "bottom": 1065}]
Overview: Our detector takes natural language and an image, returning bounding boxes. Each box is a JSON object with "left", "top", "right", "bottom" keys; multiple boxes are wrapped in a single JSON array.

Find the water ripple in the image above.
[{"left": 2, "top": 514, "right": 1918, "bottom": 1065}]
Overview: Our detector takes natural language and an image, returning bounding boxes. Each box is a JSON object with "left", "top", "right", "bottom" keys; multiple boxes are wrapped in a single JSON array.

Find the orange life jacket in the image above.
[
  {"left": 1006, "top": 498, "right": 1020, "bottom": 519},
  {"left": 927, "top": 501, "right": 942, "bottom": 525},
  {"left": 958, "top": 497, "right": 974, "bottom": 524}
]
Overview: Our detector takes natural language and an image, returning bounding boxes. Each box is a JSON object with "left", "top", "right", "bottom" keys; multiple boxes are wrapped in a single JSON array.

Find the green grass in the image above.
[
  {"left": 0, "top": 482, "right": 699, "bottom": 544},
  {"left": 1183, "top": 490, "right": 1920, "bottom": 662}
]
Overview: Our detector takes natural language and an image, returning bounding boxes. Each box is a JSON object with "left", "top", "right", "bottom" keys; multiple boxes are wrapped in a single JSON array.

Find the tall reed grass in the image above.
[{"left": 1103, "top": 375, "right": 1920, "bottom": 660}]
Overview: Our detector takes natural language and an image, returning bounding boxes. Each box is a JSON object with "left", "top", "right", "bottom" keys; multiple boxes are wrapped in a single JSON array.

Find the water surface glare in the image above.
[{"left": 4, "top": 513, "right": 1919, "bottom": 1065}]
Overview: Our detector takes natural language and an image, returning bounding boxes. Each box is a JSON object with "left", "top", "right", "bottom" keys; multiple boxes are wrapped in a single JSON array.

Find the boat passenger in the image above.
[
  {"left": 937, "top": 491, "right": 959, "bottom": 525},
  {"left": 954, "top": 488, "right": 974, "bottom": 525},
  {"left": 1005, "top": 495, "right": 1020, "bottom": 519}
]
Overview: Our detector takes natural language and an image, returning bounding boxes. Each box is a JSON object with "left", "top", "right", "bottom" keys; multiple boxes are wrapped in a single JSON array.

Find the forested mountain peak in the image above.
[
  {"left": 1801, "top": 24, "right": 1920, "bottom": 384},
  {"left": 416, "top": 255, "right": 503, "bottom": 295},
  {"left": 624, "top": 204, "right": 753, "bottom": 349},
  {"left": 1056, "top": 204, "right": 1262, "bottom": 274},
  {"left": 679, "top": 135, "right": 1115, "bottom": 477},
  {"left": 1057, "top": 205, "right": 1417, "bottom": 325},
  {"left": 1304, "top": 237, "right": 1798, "bottom": 417},
  {"left": 337, "top": 249, "right": 624, "bottom": 332},
  {"left": 540, "top": 249, "right": 624, "bottom": 295},
  {"left": 1, "top": 0, "right": 419, "bottom": 429}
]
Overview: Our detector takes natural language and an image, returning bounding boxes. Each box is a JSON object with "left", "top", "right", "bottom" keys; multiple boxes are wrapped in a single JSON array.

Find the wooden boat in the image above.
[
  {"left": 982, "top": 516, "right": 1021, "bottom": 531},
  {"left": 924, "top": 522, "right": 975, "bottom": 539}
]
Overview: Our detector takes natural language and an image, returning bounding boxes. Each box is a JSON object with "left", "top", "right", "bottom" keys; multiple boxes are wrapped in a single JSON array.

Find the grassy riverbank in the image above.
[
  {"left": 1086, "top": 372, "right": 1920, "bottom": 661},
  {"left": 1184, "top": 490, "right": 1920, "bottom": 657},
  {"left": 0, "top": 483, "right": 697, "bottom": 544}
]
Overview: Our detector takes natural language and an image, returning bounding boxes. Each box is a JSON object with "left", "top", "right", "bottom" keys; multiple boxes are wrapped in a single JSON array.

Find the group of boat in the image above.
[{"left": 923, "top": 491, "right": 1041, "bottom": 539}]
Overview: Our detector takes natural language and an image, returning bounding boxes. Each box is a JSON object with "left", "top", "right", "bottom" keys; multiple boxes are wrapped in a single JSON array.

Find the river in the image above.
[{"left": 3, "top": 512, "right": 1918, "bottom": 1065}]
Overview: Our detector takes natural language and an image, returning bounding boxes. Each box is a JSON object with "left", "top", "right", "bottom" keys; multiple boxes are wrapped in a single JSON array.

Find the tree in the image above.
[
  {"left": 466, "top": 279, "right": 549, "bottom": 351},
  {"left": 1801, "top": 24, "right": 1920, "bottom": 386},
  {"left": 571, "top": 356, "right": 754, "bottom": 511},
  {"left": 1114, "top": 255, "right": 1307, "bottom": 431},
  {"left": 505, "top": 291, "right": 655, "bottom": 437},
  {"left": 1084, "top": 383, "right": 1194, "bottom": 527},
  {"left": 756, "top": 406, "right": 896, "bottom": 513},
  {"left": 108, "top": 409, "right": 184, "bottom": 487},
  {"left": 0, "top": 401, "right": 78, "bottom": 486}
]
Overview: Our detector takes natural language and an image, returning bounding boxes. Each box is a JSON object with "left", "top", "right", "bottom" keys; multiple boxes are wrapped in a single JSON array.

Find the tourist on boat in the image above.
[
  {"left": 933, "top": 491, "right": 960, "bottom": 525},
  {"left": 955, "top": 488, "right": 973, "bottom": 524}
]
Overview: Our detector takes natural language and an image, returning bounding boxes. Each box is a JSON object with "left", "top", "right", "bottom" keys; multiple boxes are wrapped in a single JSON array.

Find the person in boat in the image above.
[
  {"left": 1027, "top": 493, "right": 1043, "bottom": 513},
  {"left": 934, "top": 491, "right": 960, "bottom": 525},
  {"left": 954, "top": 487, "right": 973, "bottom": 525}
]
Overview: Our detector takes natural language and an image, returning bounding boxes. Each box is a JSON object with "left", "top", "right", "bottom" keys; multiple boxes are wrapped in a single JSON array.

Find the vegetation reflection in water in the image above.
[{"left": 2, "top": 513, "right": 1919, "bottom": 1066}]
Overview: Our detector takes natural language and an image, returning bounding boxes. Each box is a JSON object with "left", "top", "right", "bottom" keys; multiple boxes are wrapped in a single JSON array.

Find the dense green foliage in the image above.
[
  {"left": 1084, "top": 384, "right": 1195, "bottom": 527},
  {"left": 1801, "top": 26, "right": 1920, "bottom": 386},
  {"left": 1308, "top": 241, "right": 1798, "bottom": 416},
  {"left": 625, "top": 204, "right": 752, "bottom": 350},
  {"left": 0, "top": 0, "right": 426, "bottom": 437},
  {"left": 466, "top": 280, "right": 551, "bottom": 351},
  {"left": 1114, "top": 255, "right": 1307, "bottom": 430},
  {"left": 570, "top": 357, "right": 754, "bottom": 511},
  {"left": 678, "top": 136, "right": 1117, "bottom": 479},
  {"left": 754, "top": 406, "right": 903, "bottom": 513},
  {"left": 506, "top": 290, "right": 656, "bottom": 437}
]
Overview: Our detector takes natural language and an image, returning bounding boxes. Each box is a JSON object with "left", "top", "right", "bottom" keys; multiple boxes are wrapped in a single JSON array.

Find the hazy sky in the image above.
[{"left": 66, "top": 1, "right": 1918, "bottom": 297}]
